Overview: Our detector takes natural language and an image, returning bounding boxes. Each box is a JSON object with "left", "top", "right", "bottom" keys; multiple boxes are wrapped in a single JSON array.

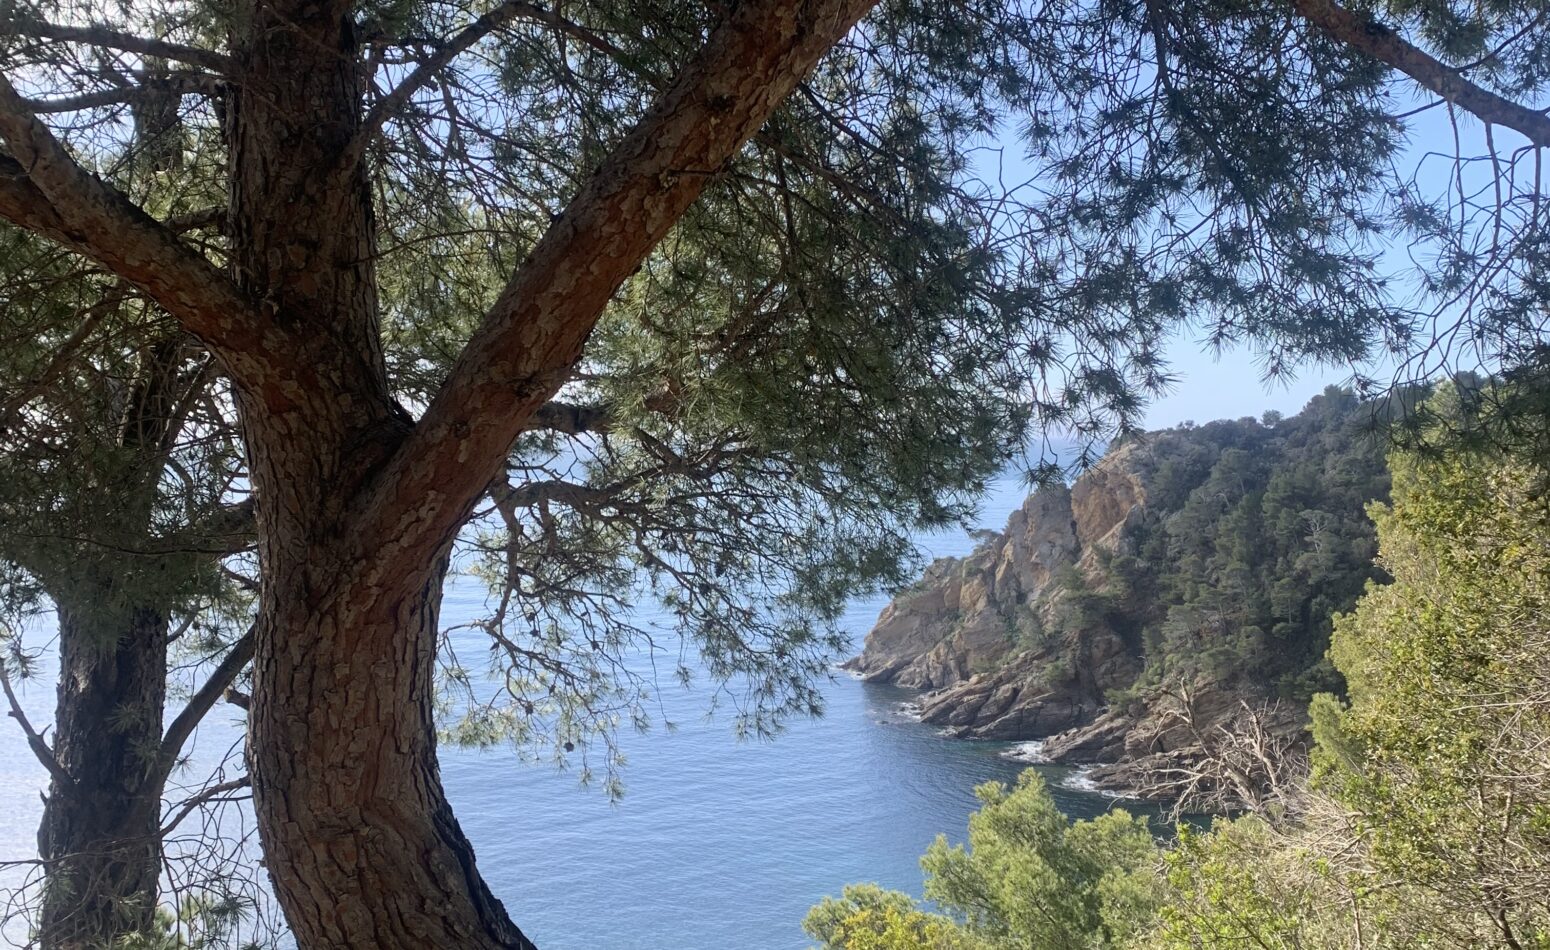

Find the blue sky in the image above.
[
  {"left": 985, "top": 70, "right": 1535, "bottom": 435},
  {"left": 1144, "top": 333, "right": 1349, "bottom": 429}
]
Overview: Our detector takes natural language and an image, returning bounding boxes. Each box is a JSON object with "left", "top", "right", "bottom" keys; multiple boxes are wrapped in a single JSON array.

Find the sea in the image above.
[{"left": 0, "top": 469, "right": 1160, "bottom": 949}]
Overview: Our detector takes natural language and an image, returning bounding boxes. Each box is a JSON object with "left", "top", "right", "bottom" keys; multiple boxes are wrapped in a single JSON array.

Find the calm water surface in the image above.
[{"left": 0, "top": 472, "right": 1151, "bottom": 949}]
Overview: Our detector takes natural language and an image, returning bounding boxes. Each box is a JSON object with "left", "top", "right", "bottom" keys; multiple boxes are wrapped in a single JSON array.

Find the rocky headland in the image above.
[{"left": 846, "top": 391, "right": 1389, "bottom": 805}]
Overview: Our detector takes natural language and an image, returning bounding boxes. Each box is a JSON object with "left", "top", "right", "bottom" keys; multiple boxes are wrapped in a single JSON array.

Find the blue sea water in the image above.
[{"left": 0, "top": 470, "right": 1151, "bottom": 949}]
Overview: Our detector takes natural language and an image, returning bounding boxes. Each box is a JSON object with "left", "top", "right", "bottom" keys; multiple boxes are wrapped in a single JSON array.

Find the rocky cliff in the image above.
[
  {"left": 847, "top": 439, "right": 1156, "bottom": 745},
  {"left": 847, "top": 390, "right": 1393, "bottom": 803},
  {"left": 845, "top": 480, "right": 1082, "bottom": 691}
]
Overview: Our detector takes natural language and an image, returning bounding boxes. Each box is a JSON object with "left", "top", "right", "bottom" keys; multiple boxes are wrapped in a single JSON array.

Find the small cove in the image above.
[{"left": 0, "top": 469, "right": 1167, "bottom": 949}]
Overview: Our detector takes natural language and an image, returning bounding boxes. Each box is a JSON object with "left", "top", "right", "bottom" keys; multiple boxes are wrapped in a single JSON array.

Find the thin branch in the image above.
[
  {"left": 0, "top": 283, "right": 125, "bottom": 430},
  {"left": 0, "top": 658, "right": 73, "bottom": 788},
  {"left": 520, "top": 390, "right": 680, "bottom": 435},
  {"left": 158, "top": 627, "right": 255, "bottom": 769},
  {"left": 10, "top": 20, "right": 233, "bottom": 74},
  {"left": 160, "top": 777, "right": 251, "bottom": 836},
  {"left": 1292, "top": 0, "right": 1550, "bottom": 148},
  {"left": 343, "top": 0, "right": 537, "bottom": 177},
  {"left": 503, "top": 2, "right": 636, "bottom": 60}
]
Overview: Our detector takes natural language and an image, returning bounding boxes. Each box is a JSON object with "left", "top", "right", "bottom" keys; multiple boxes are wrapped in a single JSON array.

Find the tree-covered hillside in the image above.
[
  {"left": 815, "top": 395, "right": 1550, "bottom": 949},
  {"left": 851, "top": 387, "right": 1413, "bottom": 804},
  {"left": 1112, "top": 385, "right": 1393, "bottom": 701}
]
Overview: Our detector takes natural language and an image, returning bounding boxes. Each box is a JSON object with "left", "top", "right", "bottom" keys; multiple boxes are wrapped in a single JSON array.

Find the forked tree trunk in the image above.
[
  {"left": 38, "top": 601, "right": 169, "bottom": 949},
  {"left": 222, "top": 3, "right": 535, "bottom": 946},
  {"left": 214, "top": 1, "right": 874, "bottom": 945},
  {"left": 0, "top": 0, "right": 876, "bottom": 944}
]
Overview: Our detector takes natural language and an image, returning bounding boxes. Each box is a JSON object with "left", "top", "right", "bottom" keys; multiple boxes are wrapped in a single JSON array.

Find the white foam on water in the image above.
[
  {"left": 1060, "top": 768, "right": 1099, "bottom": 792},
  {"left": 999, "top": 739, "right": 1050, "bottom": 763},
  {"left": 1059, "top": 766, "right": 1139, "bottom": 800}
]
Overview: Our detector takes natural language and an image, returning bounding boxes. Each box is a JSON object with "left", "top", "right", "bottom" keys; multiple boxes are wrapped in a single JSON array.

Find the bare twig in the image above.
[
  {"left": 344, "top": 0, "right": 540, "bottom": 177},
  {"left": 159, "top": 777, "right": 251, "bottom": 836},
  {"left": 0, "top": 658, "right": 72, "bottom": 788}
]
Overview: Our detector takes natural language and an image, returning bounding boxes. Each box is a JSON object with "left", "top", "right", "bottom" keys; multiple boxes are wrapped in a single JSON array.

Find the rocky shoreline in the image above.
[{"left": 845, "top": 433, "right": 1311, "bottom": 805}]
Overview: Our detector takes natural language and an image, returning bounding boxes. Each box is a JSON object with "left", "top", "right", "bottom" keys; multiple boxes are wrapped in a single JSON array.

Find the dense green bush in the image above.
[{"left": 805, "top": 772, "right": 1163, "bottom": 950}]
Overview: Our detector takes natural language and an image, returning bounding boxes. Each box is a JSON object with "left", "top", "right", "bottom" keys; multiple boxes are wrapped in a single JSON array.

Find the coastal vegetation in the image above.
[
  {"left": 806, "top": 773, "right": 1165, "bottom": 950},
  {"left": 0, "top": 0, "right": 1544, "bottom": 945},
  {"left": 812, "top": 412, "right": 1550, "bottom": 948},
  {"left": 848, "top": 387, "right": 1400, "bottom": 806}
]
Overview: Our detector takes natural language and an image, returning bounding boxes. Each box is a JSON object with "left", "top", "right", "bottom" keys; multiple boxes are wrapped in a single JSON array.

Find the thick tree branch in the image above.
[
  {"left": 521, "top": 386, "right": 683, "bottom": 436},
  {"left": 525, "top": 400, "right": 615, "bottom": 435},
  {"left": 357, "top": 0, "right": 877, "bottom": 565},
  {"left": 163, "top": 207, "right": 227, "bottom": 235},
  {"left": 1292, "top": 0, "right": 1550, "bottom": 148},
  {"left": 23, "top": 72, "right": 224, "bottom": 114},
  {"left": 158, "top": 628, "right": 255, "bottom": 771},
  {"left": 189, "top": 497, "right": 257, "bottom": 556},
  {"left": 0, "top": 81, "right": 289, "bottom": 393},
  {"left": 492, "top": 477, "right": 617, "bottom": 512},
  {"left": 9, "top": 20, "right": 233, "bottom": 74}
]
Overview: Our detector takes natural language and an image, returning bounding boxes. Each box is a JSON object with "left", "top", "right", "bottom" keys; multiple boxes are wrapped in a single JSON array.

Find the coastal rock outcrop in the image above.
[
  {"left": 844, "top": 482, "right": 1083, "bottom": 690},
  {"left": 846, "top": 391, "right": 1395, "bottom": 806},
  {"left": 847, "top": 440, "right": 1155, "bottom": 735}
]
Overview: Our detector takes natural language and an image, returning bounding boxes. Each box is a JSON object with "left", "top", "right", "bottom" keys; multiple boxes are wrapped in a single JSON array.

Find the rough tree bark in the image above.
[
  {"left": 26, "top": 340, "right": 179, "bottom": 948},
  {"left": 31, "top": 595, "right": 252, "bottom": 949},
  {"left": 218, "top": 4, "right": 498, "bottom": 944},
  {"left": 37, "top": 602, "right": 169, "bottom": 949},
  {"left": 2, "top": 0, "right": 877, "bottom": 945},
  {"left": 29, "top": 341, "right": 182, "bottom": 947}
]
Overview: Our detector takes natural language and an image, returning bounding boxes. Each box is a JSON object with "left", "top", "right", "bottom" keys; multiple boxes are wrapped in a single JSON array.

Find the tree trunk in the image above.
[
  {"left": 222, "top": 3, "right": 534, "bottom": 945},
  {"left": 36, "top": 339, "right": 185, "bottom": 948},
  {"left": 248, "top": 548, "right": 535, "bottom": 948},
  {"left": 211, "top": 1, "right": 875, "bottom": 944},
  {"left": 0, "top": 0, "right": 871, "bottom": 942},
  {"left": 37, "top": 601, "right": 169, "bottom": 949}
]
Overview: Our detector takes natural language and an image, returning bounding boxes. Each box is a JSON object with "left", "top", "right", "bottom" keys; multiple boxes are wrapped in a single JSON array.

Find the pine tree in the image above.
[
  {"left": 0, "top": 141, "right": 255, "bottom": 947},
  {"left": 0, "top": 0, "right": 1546, "bottom": 944}
]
